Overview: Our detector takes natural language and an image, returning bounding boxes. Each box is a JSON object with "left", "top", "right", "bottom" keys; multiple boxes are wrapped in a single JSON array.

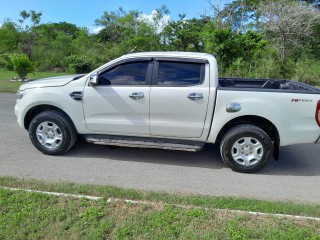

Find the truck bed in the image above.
[{"left": 219, "top": 78, "right": 320, "bottom": 93}]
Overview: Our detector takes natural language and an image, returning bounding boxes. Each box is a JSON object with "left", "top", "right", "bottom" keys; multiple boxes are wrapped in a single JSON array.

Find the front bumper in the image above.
[
  {"left": 14, "top": 102, "right": 18, "bottom": 117},
  {"left": 14, "top": 102, "right": 24, "bottom": 129}
]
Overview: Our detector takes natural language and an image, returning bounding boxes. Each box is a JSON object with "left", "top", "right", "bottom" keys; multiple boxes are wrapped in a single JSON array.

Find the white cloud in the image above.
[
  {"left": 89, "top": 26, "right": 104, "bottom": 34},
  {"left": 139, "top": 10, "right": 170, "bottom": 33}
]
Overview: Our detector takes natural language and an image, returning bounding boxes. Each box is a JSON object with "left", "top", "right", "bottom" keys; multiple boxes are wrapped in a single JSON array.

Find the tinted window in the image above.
[
  {"left": 99, "top": 61, "right": 148, "bottom": 85},
  {"left": 157, "top": 62, "right": 203, "bottom": 86}
]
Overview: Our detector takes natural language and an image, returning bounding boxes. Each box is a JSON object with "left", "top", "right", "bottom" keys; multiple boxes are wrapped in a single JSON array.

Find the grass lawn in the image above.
[
  {"left": 0, "top": 177, "right": 320, "bottom": 239},
  {"left": 0, "top": 68, "right": 70, "bottom": 93}
]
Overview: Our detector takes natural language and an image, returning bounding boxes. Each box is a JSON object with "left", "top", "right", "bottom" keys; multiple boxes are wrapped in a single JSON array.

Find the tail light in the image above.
[{"left": 316, "top": 100, "right": 320, "bottom": 127}]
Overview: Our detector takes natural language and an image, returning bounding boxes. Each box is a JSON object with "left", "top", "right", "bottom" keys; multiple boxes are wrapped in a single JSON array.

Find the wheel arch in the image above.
[
  {"left": 24, "top": 104, "right": 77, "bottom": 133},
  {"left": 216, "top": 115, "right": 280, "bottom": 160}
]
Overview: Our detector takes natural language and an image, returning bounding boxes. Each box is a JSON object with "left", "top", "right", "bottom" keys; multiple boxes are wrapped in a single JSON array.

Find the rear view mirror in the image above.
[{"left": 89, "top": 74, "right": 98, "bottom": 86}]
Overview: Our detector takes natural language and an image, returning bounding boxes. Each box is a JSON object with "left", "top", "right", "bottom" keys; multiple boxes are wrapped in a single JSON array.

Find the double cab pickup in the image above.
[{"left": 15, "top": 52, "right": 320, "bottom": 172}]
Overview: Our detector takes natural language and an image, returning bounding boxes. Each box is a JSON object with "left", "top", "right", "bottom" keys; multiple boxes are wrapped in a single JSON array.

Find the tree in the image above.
[
  {"left": 18, "top": 10, "right": 42, "bottom": 58},
  {"left": 0, "top": 20, "right": 20, "bottom": 53},
  {"left": 19, "top": 10, "right": 42, "bottom": 27},
  {"left": 257, "top": 0, "right": 320, "bottom": 76},
  {"left": 33, "top": 22, "right": 80, "bottom": 41},
  {"left": 94, "top": 6, "right": 170, "bottom": 59},
  {"left": 205, "top": 0, "right": 267, "bottom": 32},
  {"left": 301, "top": 0, "right": 320, "bottom": 8},
  {"left": 162, "top": 15, "right": 207, "bottom": 51},
  {"left": 95, "top": 7, "right": 140, "bottom": 43},
  {"left": 64, "top": 55, "right": 93, "bottom": 73},
  {"left": 201, "top": 22, "right": 267, "bottom": 72}
]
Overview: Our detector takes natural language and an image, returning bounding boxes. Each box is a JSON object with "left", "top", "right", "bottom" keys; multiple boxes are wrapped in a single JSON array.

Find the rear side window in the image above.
[
  {"left": 157, "top": 61, "right": 204, "bottom": 86},
  {"left": 98, "top": 61, "right": 149, "bottom": 86}
]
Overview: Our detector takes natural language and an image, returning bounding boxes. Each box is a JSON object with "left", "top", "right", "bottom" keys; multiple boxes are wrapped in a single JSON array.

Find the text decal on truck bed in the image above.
[{"left": 291, "top": 99, "right": 313, "bottom": 103}]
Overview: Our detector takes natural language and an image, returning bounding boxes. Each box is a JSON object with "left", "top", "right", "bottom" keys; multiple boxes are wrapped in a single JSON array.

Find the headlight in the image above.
[{"left": 16, "top": 90, "right": 26, "bottom": 100}]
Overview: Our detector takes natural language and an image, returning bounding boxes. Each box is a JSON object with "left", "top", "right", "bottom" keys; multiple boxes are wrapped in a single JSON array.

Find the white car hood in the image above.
[{"left": 19, "top": 75, "right": 84, "bottom": 90}]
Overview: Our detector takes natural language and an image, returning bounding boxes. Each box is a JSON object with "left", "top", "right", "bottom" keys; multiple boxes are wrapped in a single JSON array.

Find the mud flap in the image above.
[{"left": 273, "top": 140, "right": 280, "bottom": 161}]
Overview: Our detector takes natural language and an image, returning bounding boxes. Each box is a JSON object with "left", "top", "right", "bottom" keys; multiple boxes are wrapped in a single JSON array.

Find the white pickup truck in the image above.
[{"left": 14, "top": 52, "right": 320, "bottom": 173}]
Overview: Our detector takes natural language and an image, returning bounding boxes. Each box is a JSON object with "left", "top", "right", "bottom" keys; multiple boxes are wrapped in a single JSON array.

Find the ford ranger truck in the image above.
[{"left": 14, "top": 52, "right": 320, "bottom": 173}]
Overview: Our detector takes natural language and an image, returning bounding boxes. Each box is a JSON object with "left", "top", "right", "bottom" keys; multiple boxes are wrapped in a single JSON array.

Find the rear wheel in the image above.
[
  {"left": 29, "top": 110, "right": 77, "bottom": 155},
  {"left": 220, "top": 124, "right": 273, "bottom": 173}
]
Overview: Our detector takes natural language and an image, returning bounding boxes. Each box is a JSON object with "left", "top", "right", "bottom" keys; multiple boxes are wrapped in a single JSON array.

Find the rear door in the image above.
[{"left": 150, "top": 59, "right": 210, "bottom": 138}]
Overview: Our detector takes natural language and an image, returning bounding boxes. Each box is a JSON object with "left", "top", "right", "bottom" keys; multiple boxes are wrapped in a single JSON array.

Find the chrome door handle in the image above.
[
  {"left": 129, "top": 92, "right": 144, "bottom": 100},
  {"left": 187, "top": 93, "right": 203, "bottom": 100}
]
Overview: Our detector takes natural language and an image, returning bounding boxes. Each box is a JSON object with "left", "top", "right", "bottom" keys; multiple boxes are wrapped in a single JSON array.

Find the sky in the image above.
[{"left": 0, "top": 0, "right": 231, "bottom": 32}]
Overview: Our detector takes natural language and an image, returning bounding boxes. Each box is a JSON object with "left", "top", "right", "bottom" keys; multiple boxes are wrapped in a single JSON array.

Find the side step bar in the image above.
[{"left": 84, "top": 135, "right": 204, "bottom": 152}]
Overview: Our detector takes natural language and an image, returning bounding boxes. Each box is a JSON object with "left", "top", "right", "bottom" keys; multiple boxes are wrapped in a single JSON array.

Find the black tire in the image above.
[
  {"left": 29, "top": 110, "right": 77, "bottom": 155},
  {"left": 220, "top": 124, "right": 273, "bottom": 173}
]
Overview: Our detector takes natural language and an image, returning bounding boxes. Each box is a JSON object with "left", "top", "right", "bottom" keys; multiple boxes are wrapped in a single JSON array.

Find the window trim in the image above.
[
  {"left": 92, "top": 57, "right": 207, "bottom": 87},
  {"left": 151, "top": 60, "right": 206, "bottom": 87},
  {"left": 97, "top": 57, "right": 153, "bottom": 74},
  {"left": 154, "top": 57, "right": 208, "bottom": 64},
  {"left": 96, "top": 58, "right": 153, "bottom": 87}
]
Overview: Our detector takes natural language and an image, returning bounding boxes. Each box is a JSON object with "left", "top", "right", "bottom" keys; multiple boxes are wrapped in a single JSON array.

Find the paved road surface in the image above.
[{"left": 1, "top": 93, "right": 320, "bottom": 204}]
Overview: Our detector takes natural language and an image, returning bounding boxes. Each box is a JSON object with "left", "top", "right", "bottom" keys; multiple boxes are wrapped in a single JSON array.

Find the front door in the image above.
[
  {"left": 150, "top": 60, "right": 210, "bottom": 138},
  {"left": 83, "top": 60, "right": 152, "bottom": 136}
]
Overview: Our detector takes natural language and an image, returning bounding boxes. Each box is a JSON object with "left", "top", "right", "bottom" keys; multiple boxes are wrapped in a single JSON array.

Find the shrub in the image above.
[
  {"left": 0, "top": 53, "right": 14, "bottom": 71},
  {"left": 294, "top": 58, "right": 320, "bottom": 86},
  {"left": 222, "top": 58, "right": 247, "bottom": 77},
  {"left": 6, "top": 53, "right": 35, "bottom": 79},
  {"left": 241, "top": 48, "right": 284, "bottom": 79},
  {"left": 64, "top": 55, "right": 93, "bottom": 73}
]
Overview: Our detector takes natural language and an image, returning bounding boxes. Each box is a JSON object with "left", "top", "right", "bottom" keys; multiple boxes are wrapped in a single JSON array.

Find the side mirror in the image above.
[{"left": 89, "top": 74, "right": 98, "bottom": 86}]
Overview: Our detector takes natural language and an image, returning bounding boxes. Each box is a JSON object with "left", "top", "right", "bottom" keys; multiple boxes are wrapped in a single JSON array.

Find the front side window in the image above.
[
  {"left": 98, "top": 61, "right": 149, "bottom": 86},
  {"left": 157, "top": 61, "right": 203, "bottom": 86}
]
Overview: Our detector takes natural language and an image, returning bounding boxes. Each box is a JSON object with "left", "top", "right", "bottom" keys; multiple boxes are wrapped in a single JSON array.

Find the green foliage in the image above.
[
  {"left": 162, "top": 16, "right": 206, "bottom": 51},
  {"left": 0, "top": 21, "right": 20, "bottom": 54},
  {"left": 94, "top": 6, "right": 167, "bottom": 56},
  {"left": 246, "top": 51, "right": 283, "bottom": 79},
  {"left": 19, "top": 10, "right": 42, "bottom": 27},
  {"left": 32, "top": 22, "right": 80, "bottom": 42},
  {"left": 64, "top": 55, "right": 93, "bottom": 73},
  {"left": 202, "top": 23, "right": 267, "bottom": 71},
  {"left": 0, "top": 4, "right": 320, "bottom": 82},
  {"left": 0, "top": 53, "right": 14, "bottom": 70},
  {"left": 95, "top": 7, "right": 140, "bottom": 43},
  {"left": 294, "top": 58, "right": 320, "bottom": 86},
  {"left": 257, "top": 0, "right": 320, "bottom": 76},
  {"left": 5, "top": 53, "right": 35, "bottom": 79}
]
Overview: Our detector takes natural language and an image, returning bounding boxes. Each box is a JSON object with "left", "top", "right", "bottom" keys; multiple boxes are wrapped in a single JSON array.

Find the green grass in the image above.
[
  {"left": 1, "top": 182, "right": 320, "bottom": 239},
  {"left": 0, "top": 68, "right": 70, "bottom": 93},
  {"left": 1, "top": 176, "right": 320, "bottom": 217}
]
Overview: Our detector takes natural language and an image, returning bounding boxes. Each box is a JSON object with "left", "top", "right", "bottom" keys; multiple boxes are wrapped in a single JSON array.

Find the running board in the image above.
[{"left": 84, "top": 135, "right": 204, "bottom": 152}]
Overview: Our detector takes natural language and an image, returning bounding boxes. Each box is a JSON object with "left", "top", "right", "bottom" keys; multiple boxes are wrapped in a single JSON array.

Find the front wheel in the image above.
[
  {"left": 220, "top": 124, "right": 273, "bottom": 173},
  {"left": 29, "top": 110, "right": 77, "bottom": 155}
]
